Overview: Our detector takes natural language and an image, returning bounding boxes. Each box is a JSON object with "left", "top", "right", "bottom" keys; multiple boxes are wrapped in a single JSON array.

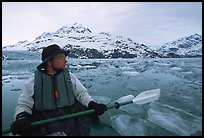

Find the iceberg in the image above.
[
  {"left": 122, "top": 71, "right": 140, "bottom": 76},
  {"left": 110, "top": 114, "right": 146, "bottom": 136},
  {"left": 147, "top": 102, "right": 202, "bottom": 136}
]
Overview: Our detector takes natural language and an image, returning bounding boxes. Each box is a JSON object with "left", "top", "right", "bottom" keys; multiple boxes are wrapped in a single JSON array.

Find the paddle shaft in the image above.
[{"left": 2, "top": 100, "right": 133, "bottom": 135}]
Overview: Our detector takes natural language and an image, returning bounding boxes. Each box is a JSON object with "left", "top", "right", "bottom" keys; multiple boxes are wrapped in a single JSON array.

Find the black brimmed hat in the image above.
[{"left": 37, "top": 44, "right": 69, "bottom": 70}]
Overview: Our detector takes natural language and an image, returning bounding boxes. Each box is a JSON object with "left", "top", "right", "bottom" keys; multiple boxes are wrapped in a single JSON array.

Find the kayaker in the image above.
[{"left": 10, "top": 44, "right": 107, "bottom": 136}]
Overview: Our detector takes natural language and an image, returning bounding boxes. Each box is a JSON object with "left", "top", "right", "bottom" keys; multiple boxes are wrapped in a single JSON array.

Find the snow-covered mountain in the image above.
[
  {"left": 2, "top": 23, "right": 162, "bottom": 59},
  {"left": 2, "top": 23, "right": 202, "bottom": 59},
  {"left": 156, "top": 34, "right": 202, "bottom": 58}
]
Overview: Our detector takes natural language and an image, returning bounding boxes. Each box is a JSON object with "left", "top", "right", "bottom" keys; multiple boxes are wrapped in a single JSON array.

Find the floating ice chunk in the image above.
[
  {"left": 2, "top": 70, "right": 11, "bottom": 76},
  {"left": 92, "top": 95, "right": 112, "bottom": 105},
  {"left": 110, "top": 114, "right": 146, "bottom": 136},
  {"left": 82, "top": 65, "right": 96, "bottom": 69},
  {"left": 147, "top": 102, "right": 202, "bottom": 136},
  {"left": 182, "top": 71, "right": 193, "bottom": 74},
  {"left": 122, "top": 71, "right": 140, "bottom": 76},
  {"left": 154, "top": 62, "right": 171, "bottom": 66},
  {"left": 171, "top": 67, "right": 182, "bottom": 71},
  {"left": 118, "top": 104, "right": 145, "bottom": 115},
  {"left": 120, "top": 66, "right": 135, "bottom": 71},
  {"left": 70, "top": 65, "right": 82, "bottom": 69}
]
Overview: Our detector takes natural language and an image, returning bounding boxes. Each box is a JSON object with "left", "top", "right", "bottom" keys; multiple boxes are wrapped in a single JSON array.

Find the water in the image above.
[{"left": 2, "top": 58, "right": 202, "bottom": 136}]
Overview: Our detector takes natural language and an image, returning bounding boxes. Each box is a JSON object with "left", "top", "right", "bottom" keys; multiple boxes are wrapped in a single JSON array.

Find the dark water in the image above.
[{"left": 2, "top": 58, "right": 202, "bottom": 136}]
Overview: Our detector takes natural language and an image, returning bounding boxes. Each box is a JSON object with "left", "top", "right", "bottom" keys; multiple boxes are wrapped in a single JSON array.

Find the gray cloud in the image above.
[{"left": 2, "top": 2, "right": 202, "bottom": 47}]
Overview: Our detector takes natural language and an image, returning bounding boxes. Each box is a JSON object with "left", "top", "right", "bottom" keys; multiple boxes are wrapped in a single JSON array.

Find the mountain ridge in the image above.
[{"left": 2, "top": 23, "right": 202, "bottom": 59}]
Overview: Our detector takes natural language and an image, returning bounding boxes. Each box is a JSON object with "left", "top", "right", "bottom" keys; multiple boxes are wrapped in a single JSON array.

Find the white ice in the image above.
[
  {"left": 2, "top": 55, "right": 202, "bottom": 136},
  {"left": 122, "top": 71, "right": 140, "bottom": 76},
  {"left": 147, "top": 102, "right": 202, "bottom": 136},
  {"left": 171, "top": 67, "right": 182, "bottom": 71},
  {"left": 110, "top": 114, "right": 147, "bottom": 136}
]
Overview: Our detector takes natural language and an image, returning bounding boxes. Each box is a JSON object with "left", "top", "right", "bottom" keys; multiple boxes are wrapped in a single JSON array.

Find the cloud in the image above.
[{"left": 2, "top": 2, "right": 202, "bottom": 46}]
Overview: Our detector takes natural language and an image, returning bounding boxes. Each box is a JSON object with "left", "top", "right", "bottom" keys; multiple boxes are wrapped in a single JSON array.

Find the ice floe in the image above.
[{"left": 147, "top": 102, "right": 202, "bottom": 136}]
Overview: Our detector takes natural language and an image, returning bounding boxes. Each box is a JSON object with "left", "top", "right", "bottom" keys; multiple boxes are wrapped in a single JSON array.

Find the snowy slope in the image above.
[
  {"left": 156, "top": 34, "right": 202, "bottom": 57},
  {"left": 2, "top": 23, "right": 202, "bottom": 59}
]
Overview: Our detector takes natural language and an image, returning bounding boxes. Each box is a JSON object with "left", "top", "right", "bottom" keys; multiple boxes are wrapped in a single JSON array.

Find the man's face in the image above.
[{"left": 51, "top": 52, "right": 68, "bottom": 71}]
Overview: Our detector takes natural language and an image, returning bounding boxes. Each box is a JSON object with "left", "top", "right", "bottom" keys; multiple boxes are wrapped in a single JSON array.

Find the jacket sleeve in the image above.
[
  {"left": 14, "top": 75, "right": 35, "bottom": 120},
  {"left": 70, "top": 73, "right": 94, "bottom": 107}
]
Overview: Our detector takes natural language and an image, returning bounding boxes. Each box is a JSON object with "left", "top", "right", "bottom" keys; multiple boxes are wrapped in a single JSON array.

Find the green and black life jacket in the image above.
[{"left": 34, "top": 69, "right": 75, "bottom": 111}]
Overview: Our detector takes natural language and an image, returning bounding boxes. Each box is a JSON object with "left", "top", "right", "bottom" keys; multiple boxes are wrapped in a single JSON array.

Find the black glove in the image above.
[
  {"left": 10, "top": 112, "right": 32, "bottom": 136},
  {"left": 88, "top": 101, "right": 107, "bottom": 116}
]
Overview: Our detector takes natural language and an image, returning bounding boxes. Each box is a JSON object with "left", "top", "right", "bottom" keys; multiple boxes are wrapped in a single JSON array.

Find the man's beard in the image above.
[{"left": 52, "top": 65, "right": 65, "bottom": 73}]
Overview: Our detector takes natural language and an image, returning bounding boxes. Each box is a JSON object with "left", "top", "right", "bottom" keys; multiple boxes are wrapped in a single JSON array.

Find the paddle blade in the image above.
[
  {"left": 114, "top": 95, "right": 135, "bottom": 103},
  {"left": 133, "top": 89, "right": 160, "bottom": 105}
]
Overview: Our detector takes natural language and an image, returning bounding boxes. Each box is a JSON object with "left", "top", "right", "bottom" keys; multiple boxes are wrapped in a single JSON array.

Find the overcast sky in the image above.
[{"left": 2, "top": 2, "right": 202, "bottom": 47}]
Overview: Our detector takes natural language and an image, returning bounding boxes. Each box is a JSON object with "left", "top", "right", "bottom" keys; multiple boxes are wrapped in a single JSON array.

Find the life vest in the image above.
[{"left": 34, "top": 68, "right": 75, "bottom": 111}]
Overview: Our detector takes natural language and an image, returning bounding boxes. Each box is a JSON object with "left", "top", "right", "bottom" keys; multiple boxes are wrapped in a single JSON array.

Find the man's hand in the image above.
[
  {"left": 88, "top": 101, "right": 107, "bottom": 116},
  {"left": 10, "top": 112, "right": 32, "bottom": 136}
]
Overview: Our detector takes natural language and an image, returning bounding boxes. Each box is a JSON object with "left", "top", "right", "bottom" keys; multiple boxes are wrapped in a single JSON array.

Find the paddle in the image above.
[
  {"left": 2, "top": 88, "right": 160, "bottom": 135},
  {"left": 106, "top": 88, "right": 160, "bottom": 109}
]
